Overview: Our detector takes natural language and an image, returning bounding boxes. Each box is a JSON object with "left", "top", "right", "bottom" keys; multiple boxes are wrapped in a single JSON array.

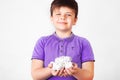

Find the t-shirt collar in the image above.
[{"left": 53, "top": 32, "right": 75, "bottom": 42}]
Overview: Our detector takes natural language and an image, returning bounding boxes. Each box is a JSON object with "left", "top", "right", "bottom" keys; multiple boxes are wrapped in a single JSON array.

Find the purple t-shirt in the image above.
[{"left": 32, "top": 33, "right": 95, "bottom": 80}]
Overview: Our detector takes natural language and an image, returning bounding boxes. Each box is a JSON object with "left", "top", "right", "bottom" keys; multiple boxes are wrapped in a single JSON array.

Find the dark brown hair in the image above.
[{"left": 50, "top": 0, "right": 78, "bottom": 18}]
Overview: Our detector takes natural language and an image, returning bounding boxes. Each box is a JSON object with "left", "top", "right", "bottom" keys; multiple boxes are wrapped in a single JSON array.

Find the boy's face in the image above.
[{"left": 51, "top": 7, "right": 77, "bottom": 32}]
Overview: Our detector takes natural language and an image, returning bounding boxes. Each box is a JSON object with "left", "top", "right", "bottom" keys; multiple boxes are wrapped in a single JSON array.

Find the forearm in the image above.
[
  {"left": 73, "top": 68, "right": 94, "bottom": 80},
  {"left": 32, "top": 67, "right": 52, "bottom": 80}
]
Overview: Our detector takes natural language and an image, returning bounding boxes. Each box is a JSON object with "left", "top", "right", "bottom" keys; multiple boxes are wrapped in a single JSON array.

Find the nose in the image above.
[{"left": 60, "top": 15, "right": 66, "bottom": 20}]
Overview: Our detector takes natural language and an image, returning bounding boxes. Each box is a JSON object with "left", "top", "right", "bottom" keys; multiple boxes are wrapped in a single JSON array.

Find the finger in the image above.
[
  {"left": 72, "top": 63, "right": 78, "bottom": 68},
  {"left": 48, "top": 62, "right": 53, "bottom": 68},
  {"left": 67, "top": 67, "right": 76, "bottom": 75},
  {"left": 63, "top": 70, "right": 69, "bottom": 77},
  {"left": 48, "top": 64, "right": 52, "bottom": 68},
  {"left": 58, "top": 68, "right": 64, "bottom": 77},
  {"left": 71, "top": 64, "right": 79, "bottom": 72},
  {"left": 52, "top": 70, "right": 59, "bottom": 76},
  {"left": 65, "top": 68, "right": 72, "bottom": 75},
  {"left": 69, "top": 67, "right": 79, "bottom": 75}
]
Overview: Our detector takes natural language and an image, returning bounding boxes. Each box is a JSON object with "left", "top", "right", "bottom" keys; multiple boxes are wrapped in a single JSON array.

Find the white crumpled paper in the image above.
[{"left": 50, "top": 56, "right": 73, "bottom": 70}]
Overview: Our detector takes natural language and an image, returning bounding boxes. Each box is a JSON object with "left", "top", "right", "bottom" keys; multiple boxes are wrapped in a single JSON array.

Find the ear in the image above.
[{"left": 73, "top": 17, "right": 78, "bottom": 25}]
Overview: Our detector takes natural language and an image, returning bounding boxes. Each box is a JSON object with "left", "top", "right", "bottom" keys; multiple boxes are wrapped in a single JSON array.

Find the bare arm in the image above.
[
  {"left": 75, "top": 62, "right": 94, "bottom": 80},
  {"left": 66, "top": 62, "right": 94, "bottom": 80},
  {"left": 31, "top": 59, "right": 52, "bottom": 80}
]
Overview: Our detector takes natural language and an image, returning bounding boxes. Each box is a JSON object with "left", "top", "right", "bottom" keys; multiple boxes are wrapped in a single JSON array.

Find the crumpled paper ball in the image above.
[{"left": 50, "top": 56, "right": 73, "bottom": 70}]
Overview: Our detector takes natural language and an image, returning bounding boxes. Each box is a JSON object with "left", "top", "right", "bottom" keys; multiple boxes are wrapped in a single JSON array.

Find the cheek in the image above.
[
  {"left": 72, "top": 18, "right": 77, "bottom": 25},
  {"left": 53, "top": 17, "right": 59, "bottom": 22},
  {"left": 67, "top": 18, "right": 74, "bottom": 24}
]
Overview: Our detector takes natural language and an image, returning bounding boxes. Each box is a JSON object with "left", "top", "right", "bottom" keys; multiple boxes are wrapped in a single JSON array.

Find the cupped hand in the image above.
[
  {"left": 48, "top": 63, "right": 65, "bottom": 76},
  {"left": 65, "top": 63, "right": 79, "bottom": 76}
]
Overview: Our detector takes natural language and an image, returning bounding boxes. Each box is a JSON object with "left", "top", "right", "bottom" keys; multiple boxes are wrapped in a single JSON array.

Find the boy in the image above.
[{"left": 31, "top": 0, "right": 95, "bottom": 80}]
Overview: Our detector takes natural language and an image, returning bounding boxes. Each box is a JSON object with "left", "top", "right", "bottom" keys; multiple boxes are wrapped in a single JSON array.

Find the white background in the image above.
[{"left": 0, "top": 0, "right": 120, "bottom": 80}]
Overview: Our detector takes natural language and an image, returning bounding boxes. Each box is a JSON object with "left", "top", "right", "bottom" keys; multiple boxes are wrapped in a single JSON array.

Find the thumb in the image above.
[
  {"left": 72, "top": 63, "right": 78, "bottom": 68},
  {"left": 48, "top": 62, "right": 53, "bottom": 68}
]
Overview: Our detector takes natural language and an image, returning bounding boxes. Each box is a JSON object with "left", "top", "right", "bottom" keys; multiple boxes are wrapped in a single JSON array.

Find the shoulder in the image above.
[
  {"left": 73, "top": 35, "right": 92, "bottom": 49},
  {"left": 36, "top": 34, "right": 54, "bottom": 44},
  {"left": 74, "top": 35, "right": 90, "bottom": 44}
]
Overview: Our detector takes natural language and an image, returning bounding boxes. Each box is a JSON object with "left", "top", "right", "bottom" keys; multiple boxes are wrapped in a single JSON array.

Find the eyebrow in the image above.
[
  {"left": 55, "top": 11, "right": 72, "bottom": 13},
  {"left": 54, "top": 10, "right": 74, "bottom": 14},
  {"left": 65, "top": 12, "right": 74, "bottom": 15},
  {"left": 66, "top": 12, "right": 73, "bottom": 13}
]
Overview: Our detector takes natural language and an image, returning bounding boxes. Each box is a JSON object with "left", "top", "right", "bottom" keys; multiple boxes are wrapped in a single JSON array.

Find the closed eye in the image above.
[
  {"left": 56, "top": 13, "right": 61, "bottom": 15},
  {"left": 66, "top": 14, "right": 72, "bottom": 16}
]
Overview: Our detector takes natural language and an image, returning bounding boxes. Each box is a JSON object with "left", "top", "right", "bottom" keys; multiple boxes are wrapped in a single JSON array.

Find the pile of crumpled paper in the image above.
[{"left": 50, "top": 56, "right": 73, "bottom": 70}]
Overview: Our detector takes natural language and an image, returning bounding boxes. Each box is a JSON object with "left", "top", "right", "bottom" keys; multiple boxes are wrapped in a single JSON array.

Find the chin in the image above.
[{"left": 58, "top": 29, "right": 70, "bottom": 32}]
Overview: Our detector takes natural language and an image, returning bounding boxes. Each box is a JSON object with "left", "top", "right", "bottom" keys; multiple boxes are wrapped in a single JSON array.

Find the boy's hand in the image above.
[
  {"left": 65, "top": 63, "right": 79, "bottom": 76},
  {"left": 48, "top": 63, "right": 65, "bottom": 76}
]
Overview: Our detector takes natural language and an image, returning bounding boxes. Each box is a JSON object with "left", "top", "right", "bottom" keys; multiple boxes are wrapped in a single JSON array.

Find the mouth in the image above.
[{"left": 57, "top": 22, "right": 67, "bottom": 24}]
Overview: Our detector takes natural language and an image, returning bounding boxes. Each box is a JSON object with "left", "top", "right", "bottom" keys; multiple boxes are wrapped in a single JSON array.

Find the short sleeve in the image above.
[
  {"left": 31, "top": 37, "right": 45, "bottom": 60},
  {"left": 81, "top": 39, "right": 95, "bottom": 63}
]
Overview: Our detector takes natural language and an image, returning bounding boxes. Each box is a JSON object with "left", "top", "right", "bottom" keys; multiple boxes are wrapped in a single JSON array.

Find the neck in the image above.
[{"left": 55, "top": 30, "right": 72, "bottom": 39}]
